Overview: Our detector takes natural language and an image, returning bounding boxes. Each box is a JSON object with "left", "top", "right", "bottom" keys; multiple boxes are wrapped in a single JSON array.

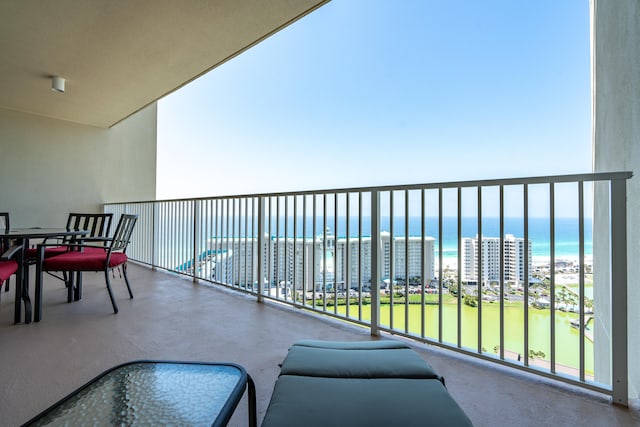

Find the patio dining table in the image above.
[{"left": 0, "top": 228, "right": 88, "bottom": 324}]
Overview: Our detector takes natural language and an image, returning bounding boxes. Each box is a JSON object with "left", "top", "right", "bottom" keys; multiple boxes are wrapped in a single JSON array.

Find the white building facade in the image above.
[
  {"left": 207, "top": 231, "right": 435, "bottom": 291},
  {"left": 461, "top": 234, "right": 532, "bottom": 285}
]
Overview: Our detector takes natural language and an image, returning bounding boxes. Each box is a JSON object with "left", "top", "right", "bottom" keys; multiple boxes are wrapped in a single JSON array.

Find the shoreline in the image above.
[{"left": 435, "top": 254, "right": 592, "bottom": 270}]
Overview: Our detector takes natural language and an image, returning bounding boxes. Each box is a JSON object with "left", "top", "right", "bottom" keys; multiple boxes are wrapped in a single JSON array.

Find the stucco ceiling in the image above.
[{"left": 0, "top": 0, "right": 329, "bottom": 128}]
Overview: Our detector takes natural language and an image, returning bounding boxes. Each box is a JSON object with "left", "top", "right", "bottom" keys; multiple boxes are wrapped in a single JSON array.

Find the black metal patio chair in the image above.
[{"left": 34, "top": 214, "right": 137, "bottom": 321}]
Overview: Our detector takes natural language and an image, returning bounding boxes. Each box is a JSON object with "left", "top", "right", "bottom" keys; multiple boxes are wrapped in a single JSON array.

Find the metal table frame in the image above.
[
  {"left": 22, "top": 360, "right": 257, "bottom": 427},
  {"left": 0, "top": 228, "right": 87, "bottom": 323}
]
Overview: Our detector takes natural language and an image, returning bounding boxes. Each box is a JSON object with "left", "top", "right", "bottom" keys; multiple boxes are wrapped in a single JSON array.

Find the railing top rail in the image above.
[{"left": 105, "top": 171, "right": 632, "bottom": 205}]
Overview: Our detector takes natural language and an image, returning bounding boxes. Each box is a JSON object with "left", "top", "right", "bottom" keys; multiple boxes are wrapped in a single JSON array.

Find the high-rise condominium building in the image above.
[
  {"left": 461, "top": 234, "right": 532, "bottom": 284},
  {"left": 208, "top": 231, "right": 435, "bottom": 290}
]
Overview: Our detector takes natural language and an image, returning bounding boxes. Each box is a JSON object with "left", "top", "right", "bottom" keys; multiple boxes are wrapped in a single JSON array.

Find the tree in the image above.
[
  {"left": 529, "top": 349, "right": 546, "bottom": 359},
  {"left": 464, "top": 295, "right": 477, "bottom": 308}
]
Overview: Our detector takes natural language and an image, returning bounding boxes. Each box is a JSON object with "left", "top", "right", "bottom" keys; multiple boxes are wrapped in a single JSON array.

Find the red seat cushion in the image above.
[
  {"left": 25, "top": 245, "right": 107, "bottom": 260},
  {"left": 43, "top": 251, "right": 127, "bottom": 272},
  {"left": 0, "top": 260, "right": 18, "bottom": 282}
]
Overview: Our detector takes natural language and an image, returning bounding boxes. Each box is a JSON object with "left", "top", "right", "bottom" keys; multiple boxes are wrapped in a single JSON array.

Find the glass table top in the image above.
[{"left": 27, "top": 361, "right": 248, "bottom": 426}]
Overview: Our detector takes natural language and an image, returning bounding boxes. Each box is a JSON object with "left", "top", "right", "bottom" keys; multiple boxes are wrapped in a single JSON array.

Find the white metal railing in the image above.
[{"left": 105, "top": 171, "right": 632, "bottom": 404}]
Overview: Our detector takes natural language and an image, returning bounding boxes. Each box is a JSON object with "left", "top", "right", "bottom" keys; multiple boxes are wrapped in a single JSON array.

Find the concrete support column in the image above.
[{"left": 591, "top": 0, "right": 640, "bottom": 403}]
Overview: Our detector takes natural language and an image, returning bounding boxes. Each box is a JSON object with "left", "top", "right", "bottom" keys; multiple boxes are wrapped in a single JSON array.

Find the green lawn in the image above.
[{"left": 329, "top": 298, "right": 593, "bottom": 375}]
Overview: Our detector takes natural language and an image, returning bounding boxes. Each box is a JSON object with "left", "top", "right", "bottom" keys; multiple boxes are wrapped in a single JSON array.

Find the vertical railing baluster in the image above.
[
  {"left": 173, "top": 202, "right": 178, "bottom": 272},
  {"left": 161, "top": 202, "right": 165, "bottom": 269},
  {"left": 193, "top": 200, "right": 198, "bottom": 282},
  {"left": 276, "top": 196, "right": 280, "bottom": 299},
  {"left": 208, "top": 200, "right": 213, "bottom": 280},
  {"left": 225, "top": 198, "right": 229, "bottom": 283},
  {"left": 438, "top": 188, "right": 443, "bottom": 343},
  {"left": 268, "top": 198, "right": 273, "bottom": 296},
  {"left": 166, "top": 202, "right": 171, "bottom": 271},
  {"left": 477, "top": 186, "right": 483, "bottom": 353},
  {"left": 293, "top": 196, "right": 298, "bottom": 306},
  {"left": 579, "top": 181, "right": 585, "bottom": 382},
  {"left": 215, "top": 199, "right": 221, "bottom": 283},
  {"left": 220, "top": 200, "right": 225, "bottom": 282},
  {"left": 322, "top": 193, "right": 327, "bottom": 310},
  {"left": 499, "top": 185, "right": 505, "bottom": 360},
  {"left": 227, "top": 198, "right": 231, "bottom": 284},
  {"left": 358, "top": 192, "right": 363, "bottom": 320},
  {"left": 156, "top": 202, "right": 162, "bottom": 269},
  {"left": 252, "top": 197, "right": 257, "bottom": 293},
  {"left": 346, "top": 193, "right": 351, "bottom": 319},
  {"left": 236, "top": 198, "right": 240, "bottom": 286},
  {"left": 214, "top": 199, "right": 219, "bottom": 282},
  {"left": 457, "top": 187, "right": 462, "bottom": 348},
  {"left": 550, "top": 183, "right": 556, "bottom": 373},
  {"left": 155, "top": 202, "right": 160, "bottom": 269},
  {"left": 233, "top": 198, "right": 238, "bottom": 287},
  {"left": 182, "top": 201, "right": 187, "bottom": 275},
  {"left": 152, "top": 201, "right": 157, "bottom": 269},
  {"left": 203, "top": 200, "right": 209, "bottom": 280},
  {"left": 371, "top": 190, "right": 381, "bottom": 336},
  {"left": 228, "top": 198, "right": 232, "bottom": 285},
  {"left": 205, "top": 200, "right": 210, "bottom": 281},
  {"left": 421, "top": 189, "right": 426, "bottom": 339},
  {"left": 334, "top": 193, "right": 339, "bottom": 314},
  {"left": 230, "top": 198, "right": 235, "bottom": 285},
  {"left": 222, "top": 198, "right": 226, "bottom": 283},
  {"left": 178, "top": 202, "right": 183, "bottom": 273},
  {"left": 182, "top": 201, "right": 187, "bottom": 274},
  {"left": 405, "top": 190, "right": 410, "bottom": 334},
  {"left": 390, "top": 191, "right": 395, "bottom": 330},
  {"left": 171, "top": 202, "right": 176, "bottom": 272},
  {"left": 188, "top": 201, "right": 193, "bottom": 276},
  {"left": 302, "top": 195, "right": 307, "bottom": 306},
  {"left": 284, "top": 196, "right": 289, "bottom": 300},
  {"left": 170, "top": 202, "right": 175, "bottom": 272},
  {"left": 170, "top": 202, "right": 175, "bottom": 271},
  {"left": 234, "top": 199, "right": 238, "bottom": 286},
  {"left": 524, "top": 184, "right": 530, "bottom": 366},
  {"left": 257, "top": 196, "right": 265, "bottom": 303},
  {"left": 312, "top": 195, "right": 317, "bottom": 307},
  {"left": 245, "top": 198, "right": 249, "bottom": 288}
]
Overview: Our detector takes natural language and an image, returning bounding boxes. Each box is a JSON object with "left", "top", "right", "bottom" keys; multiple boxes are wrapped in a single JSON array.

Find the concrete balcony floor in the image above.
[{"left": 0, "top": 263, "right": 638, "bottom": 426}]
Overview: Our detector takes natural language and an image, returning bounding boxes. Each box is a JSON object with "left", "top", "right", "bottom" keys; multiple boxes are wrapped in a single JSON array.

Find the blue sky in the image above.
[{"left": 157, "top": 0, "right": 591, "bottom": 201}]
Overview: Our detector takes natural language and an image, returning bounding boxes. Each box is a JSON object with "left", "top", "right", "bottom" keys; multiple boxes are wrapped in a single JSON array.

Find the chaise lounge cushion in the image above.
[
  {"left": 261, "top": 375, "right": 473, "bottom": 427},
  {"left": 291, "top": 339, "right": 411, "bottom": 350},
  {"left": 280, "top": 345, "right": 441, "bottom": 380}
]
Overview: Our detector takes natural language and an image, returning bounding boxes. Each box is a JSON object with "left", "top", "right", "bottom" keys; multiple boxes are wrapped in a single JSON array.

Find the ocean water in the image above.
[
  {"left": 187, "top": 215, "right": 592, "bottom": 259},
  {"left": 265, "top": 216, "right": 593, "bottom": 258}
]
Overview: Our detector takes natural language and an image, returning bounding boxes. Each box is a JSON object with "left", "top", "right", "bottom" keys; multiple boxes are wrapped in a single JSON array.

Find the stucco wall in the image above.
[
  {"left": 0, "top": 104, "right": 157, "bottom": 227},
  {"left": 592, "top": 0, "right": 640, "bottom": 403}
]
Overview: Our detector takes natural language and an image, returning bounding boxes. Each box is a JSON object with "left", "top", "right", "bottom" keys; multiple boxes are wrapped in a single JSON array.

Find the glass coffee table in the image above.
[{"left": 23, "top": 361, "right": 256, "bottom": 427}]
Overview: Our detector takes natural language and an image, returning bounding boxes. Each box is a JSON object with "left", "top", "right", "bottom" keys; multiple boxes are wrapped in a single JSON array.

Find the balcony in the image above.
[
  {"left": 0, "top": 263, "right": 638, "bottom": 426},
  {"left": 1, "top": 3, "right": 639, "bottom": 425}
]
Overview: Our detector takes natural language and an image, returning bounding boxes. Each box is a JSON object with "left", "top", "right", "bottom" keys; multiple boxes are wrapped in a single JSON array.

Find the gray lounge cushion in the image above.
[
  {"left": 280, "top": 345, "right": 441, "bottom": 381},
  {"left": 291, "top": 339, "right": 411, "bottom": 350},
  {"left": 261, "top": 375, "right": 474, "bottom": 427}
]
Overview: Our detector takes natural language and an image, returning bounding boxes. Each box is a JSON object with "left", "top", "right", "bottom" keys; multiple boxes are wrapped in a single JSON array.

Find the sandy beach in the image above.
[{"left": 435, "top": 254, "right": 592, "bottom": 272}]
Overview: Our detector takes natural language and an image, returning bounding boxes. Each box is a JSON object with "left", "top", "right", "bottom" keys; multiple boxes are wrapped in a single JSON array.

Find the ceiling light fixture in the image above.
[{"left": 51, "top": 76, "right": 65, "bottom": 93}]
